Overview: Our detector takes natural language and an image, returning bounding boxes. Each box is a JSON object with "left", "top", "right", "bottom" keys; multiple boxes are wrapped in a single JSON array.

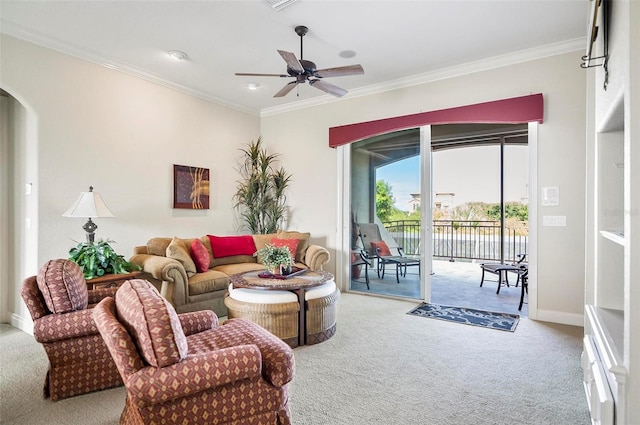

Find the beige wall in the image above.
[
  {"left": 1, "top": 33, "right": 587, "bottom": 328},
  {"left": 0, "top": 35, "right": 260, "bottom": 328},
  {"left": 261, "top": 52, "right": 587, "bottom": 325}
]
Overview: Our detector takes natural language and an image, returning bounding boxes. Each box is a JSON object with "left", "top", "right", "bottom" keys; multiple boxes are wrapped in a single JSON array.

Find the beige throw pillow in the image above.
[
  {"left": 276, "top": 230, "right": 311, "bottom": 263},
  {"left": 166, "top": 237, "right": 197, "bottom": 277}
]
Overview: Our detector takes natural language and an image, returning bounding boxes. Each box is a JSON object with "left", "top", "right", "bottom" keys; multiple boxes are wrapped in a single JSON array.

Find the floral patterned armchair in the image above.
[
  {"left": 93, "top": 279, "right": 295, "bottom": 425},
  {"left": 20, "top": 259, "right": 123, "bottom": 400}
]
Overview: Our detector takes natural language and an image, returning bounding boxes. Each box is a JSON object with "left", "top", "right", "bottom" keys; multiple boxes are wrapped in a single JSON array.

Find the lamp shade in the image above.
[{"left": 63, "top": 186, "right": 114, "bottom": 218}]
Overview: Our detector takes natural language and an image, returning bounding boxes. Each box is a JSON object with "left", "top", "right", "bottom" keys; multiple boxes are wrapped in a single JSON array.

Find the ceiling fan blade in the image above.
[
  {"left": 314, "top": 64, "right": 364, "bottom": 78},
  {"left": 309, "top": 79, "right": 347, "bottom": 97},
  {"left": 273, "top": 81, "right": 299, "bottom": 98},
  {"left": 235, "top": 72, "right": 289, "bottom": 77},
  {"left": 277, "top": 50, "right": 304, "bottom": 74}
]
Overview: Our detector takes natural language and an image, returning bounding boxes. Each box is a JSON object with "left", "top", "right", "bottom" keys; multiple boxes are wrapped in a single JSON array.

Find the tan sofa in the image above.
[{"left": 130, "top": 231, "right": 330, "bottom": 317}]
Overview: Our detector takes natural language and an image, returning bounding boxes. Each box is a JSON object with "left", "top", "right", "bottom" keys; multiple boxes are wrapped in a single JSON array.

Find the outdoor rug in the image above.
[{"left": 407, "top": 303, "right": 519, "bottom": 332}]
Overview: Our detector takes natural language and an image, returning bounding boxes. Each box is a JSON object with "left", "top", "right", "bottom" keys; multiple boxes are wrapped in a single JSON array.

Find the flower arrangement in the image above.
[{"left": 255, "top": 243, "right": 293, "bottom": 274}]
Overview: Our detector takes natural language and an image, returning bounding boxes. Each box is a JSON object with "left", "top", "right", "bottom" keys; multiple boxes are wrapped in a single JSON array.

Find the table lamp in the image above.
[{"left": 63, "top": 186, "right": 114, "bottom": 243}]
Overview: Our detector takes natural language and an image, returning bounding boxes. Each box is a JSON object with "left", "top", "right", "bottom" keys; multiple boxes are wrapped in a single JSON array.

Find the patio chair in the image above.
[
  {"left": 479, "top": 254, "right": 527, "bottom": 294},
  {"left": 351, "top": 250, "right": 372, "bottom": 289},
  {"left": 515, "top": 264, "right": 528, "bottom": 310},
  {"left": 358, "top": 222, "right": 420, "bottom": 283}
]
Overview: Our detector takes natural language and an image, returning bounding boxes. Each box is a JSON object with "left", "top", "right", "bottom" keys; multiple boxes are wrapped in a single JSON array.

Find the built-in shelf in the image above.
[
  {"left": 585, "top": 305, "right": 627, "bottom": 406},
  {"left": 600, "top": 230, "right": 625, "bottom": 245}
]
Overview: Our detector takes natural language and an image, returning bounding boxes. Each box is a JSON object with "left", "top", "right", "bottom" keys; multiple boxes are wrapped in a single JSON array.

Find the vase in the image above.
[
  {"left": 281, "top": 265, "right": 292, "bottom": 275},
  {"left": 265, "top": 265, "right": 281, "bottom": 276}
]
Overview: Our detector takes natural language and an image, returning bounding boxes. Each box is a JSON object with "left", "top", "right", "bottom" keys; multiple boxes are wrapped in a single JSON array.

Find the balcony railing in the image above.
[{"left": 382, "top": 219, "right": 528, "bottom": 263}]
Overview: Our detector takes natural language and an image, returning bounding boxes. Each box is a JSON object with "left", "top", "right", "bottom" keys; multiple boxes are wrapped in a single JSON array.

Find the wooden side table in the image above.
[{"left": 86, "top": 271, "right": 142, "bottom": 290}]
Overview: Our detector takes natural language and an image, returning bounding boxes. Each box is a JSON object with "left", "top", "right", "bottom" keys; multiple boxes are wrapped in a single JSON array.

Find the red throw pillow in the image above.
[
  {"left": 190, "top": 239, "right": 210, "bottom": 272},
  {"left": 271, "top": 237, "right": 299, "bottom": 259},
  {"left": 207, "top": 235, "right": 256, "bottom": 258},
  {"left": 371, "top": 241, "right": 392, "bottom": 256}
]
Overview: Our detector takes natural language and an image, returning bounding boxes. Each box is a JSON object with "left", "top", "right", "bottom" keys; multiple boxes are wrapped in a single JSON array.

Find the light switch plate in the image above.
[
  {"left": 543, "top": 215, "right": 566, "bottom": 226},
  {"left": 542, "top": 186, "right": 559, "bottom": 206}
]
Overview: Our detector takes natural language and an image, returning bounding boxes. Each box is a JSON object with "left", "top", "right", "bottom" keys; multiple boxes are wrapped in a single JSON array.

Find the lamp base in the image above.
[{"left": 83, "top": 218, "right": 98, "bottom": 243}]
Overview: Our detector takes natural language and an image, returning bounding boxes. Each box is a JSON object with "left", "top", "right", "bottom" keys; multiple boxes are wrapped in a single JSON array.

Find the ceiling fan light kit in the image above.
[{"left": 235, "top": 25, "right": 364, "bottom": 98}]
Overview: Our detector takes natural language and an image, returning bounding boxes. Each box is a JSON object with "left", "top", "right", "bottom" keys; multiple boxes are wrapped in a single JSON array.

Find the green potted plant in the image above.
[
  {"left": 234, "top": 137, "right": 292, "bottom": 234},
  {"left": 255, "top": 243, "right": 294, "bottom": 275},
  {"left": 68, "top": 239, "right": 140, "bottom": 280}
]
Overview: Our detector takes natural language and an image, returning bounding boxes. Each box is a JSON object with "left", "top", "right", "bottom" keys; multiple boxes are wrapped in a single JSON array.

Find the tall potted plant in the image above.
[{"left": 234, "top": 137, "right": 292, "bottom": 234}]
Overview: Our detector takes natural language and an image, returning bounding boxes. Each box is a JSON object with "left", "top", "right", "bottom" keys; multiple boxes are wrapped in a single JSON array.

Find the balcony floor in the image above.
[{"left": 350, "top": 259, "right": 528, "bottom": 317}]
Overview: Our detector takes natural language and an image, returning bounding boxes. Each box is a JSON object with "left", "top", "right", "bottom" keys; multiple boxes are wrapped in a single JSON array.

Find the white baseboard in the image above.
[
  {"left": 11, "top": 313, "right": 33, "bottom": 335},
  {"left": 535, "top": 309, "right": 584, "bottom": 327}
]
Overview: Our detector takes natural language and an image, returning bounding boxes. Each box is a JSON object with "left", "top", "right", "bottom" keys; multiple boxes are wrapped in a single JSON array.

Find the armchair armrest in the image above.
[
  {"left": 126, "top": 344, "right": 263, "bottom": 407},
  {"left": 34, "top": 308, "right": 99, "bottom": 343},
  {"left": 178, "top": 310, "right": 219, "bottom": 336},
  {"left": 304, "top": 244, "right": 330, "bottom": 271},
  {"left": 222, "top": 318, "right": 295, "bottom": 388},
  {"left": 88, "top": 286, "right": 118, "bottom": 305}
]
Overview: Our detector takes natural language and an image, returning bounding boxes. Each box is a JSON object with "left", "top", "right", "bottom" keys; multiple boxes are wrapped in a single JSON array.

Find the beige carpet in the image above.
[{"left": 0, "top": 293, "right": 589, "bottom": 424}]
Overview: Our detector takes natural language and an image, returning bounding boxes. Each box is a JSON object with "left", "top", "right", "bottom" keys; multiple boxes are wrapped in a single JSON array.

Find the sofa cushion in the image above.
[
  {"left": 208, "top": 235, "right": 257, "bottom": 258},
  {"left": 187, "top": 270, "right": 230, "bottom": 296},
  {"left": 253, "top": 233, "right": 277, "bottom": 263},
  {"left": 228, "top": 284, "right": 298, "bottom": 304},
  {"left": 305, "top": 280, "right": 337, "bottom": 300},
  {"left": 146, "top": 237, "right": 172, "bottom": 256},
  {"left": 115, "top": 279, "right": 188, "bottom": 368},
  {"left": 271, "top": 237, "right": 299, "bottom": 259},
  {"left": 36, "top": 259, "right": 88, "bottom": 314},
  {"left": 166, "top": 237, "right": 197, "bottom": 277},
  {"left": 276, "top": 230, "right": 311, "bottom": 263},
  {"left": 189, "top": 239, "right": 210, "bottom": 273},
  {"left": 212, "top": 262, "right": 266, "bottom": 277}
]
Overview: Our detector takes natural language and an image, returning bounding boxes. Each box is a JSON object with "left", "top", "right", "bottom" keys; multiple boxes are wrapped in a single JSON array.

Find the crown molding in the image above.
[
  {"left": 1, "top": 21, "right": 260, "bottom": 116},
  {"left": 260, "top": 37, "right": 585, "bottom": 117},
  {"left": 2, "top": 20, "right": 584, "bottom": 119}
]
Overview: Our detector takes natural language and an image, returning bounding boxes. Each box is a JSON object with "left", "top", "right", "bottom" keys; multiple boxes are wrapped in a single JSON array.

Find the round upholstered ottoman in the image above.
[
  {"left": 224, "top": 285, "right": 300, "bottom": 348},
  {"left": 305, "top": 281, "right": 340, "bottom": 345}
]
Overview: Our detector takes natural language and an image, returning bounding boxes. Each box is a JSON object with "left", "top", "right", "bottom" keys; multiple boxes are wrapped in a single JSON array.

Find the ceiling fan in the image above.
[{"left": 235, "top": 25, "right": 364, "bottom": 98}]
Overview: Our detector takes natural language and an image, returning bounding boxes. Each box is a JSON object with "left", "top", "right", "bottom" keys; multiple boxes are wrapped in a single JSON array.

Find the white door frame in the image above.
[{"left": 420, "top": 125, "right": 433, "bottom": 302}]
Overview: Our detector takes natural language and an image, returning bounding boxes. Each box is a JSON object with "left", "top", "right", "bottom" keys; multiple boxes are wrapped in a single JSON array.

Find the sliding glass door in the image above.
[{"left": 347, "top": 127, "right": 431, "bottom": 301}]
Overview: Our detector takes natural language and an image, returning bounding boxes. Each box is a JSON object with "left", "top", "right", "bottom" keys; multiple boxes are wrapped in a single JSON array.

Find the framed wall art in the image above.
[{"left": 173, "top": 164, "right": 210, "bottom": 209}]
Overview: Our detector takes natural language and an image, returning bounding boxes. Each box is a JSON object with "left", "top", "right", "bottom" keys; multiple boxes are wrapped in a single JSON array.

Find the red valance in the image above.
[{"left": 328, "top": 93, "right": 544, "bottom": 148}]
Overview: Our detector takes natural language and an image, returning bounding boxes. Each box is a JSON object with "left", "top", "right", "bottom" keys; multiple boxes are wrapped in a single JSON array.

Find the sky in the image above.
[{"left": 376, "top": 145, "right": 528, "bottom": 211}]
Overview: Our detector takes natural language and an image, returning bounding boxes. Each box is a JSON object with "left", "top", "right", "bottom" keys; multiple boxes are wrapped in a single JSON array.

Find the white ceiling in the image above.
[{"left": 0, "top": 0, "right": 588, "bottom": 116}]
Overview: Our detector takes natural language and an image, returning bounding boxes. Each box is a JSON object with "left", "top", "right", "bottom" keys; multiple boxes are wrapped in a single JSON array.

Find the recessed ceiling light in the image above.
[
  {"left": 339, "top": 50, "right": 357, "bottom": 59},
  {"left": 167, "top": 50, "right": 188, "bottom": 61},
  {"left": 264, "top": 0, "right": 298, "bottom": 11},
  {"left": 246, "top": 82, "right": 260, "bottom": 90}
]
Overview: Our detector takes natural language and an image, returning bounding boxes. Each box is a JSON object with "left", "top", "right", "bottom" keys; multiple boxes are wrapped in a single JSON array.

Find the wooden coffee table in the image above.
[{"left": 230, "top": 270, "right": 334, "bottom": 346}]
